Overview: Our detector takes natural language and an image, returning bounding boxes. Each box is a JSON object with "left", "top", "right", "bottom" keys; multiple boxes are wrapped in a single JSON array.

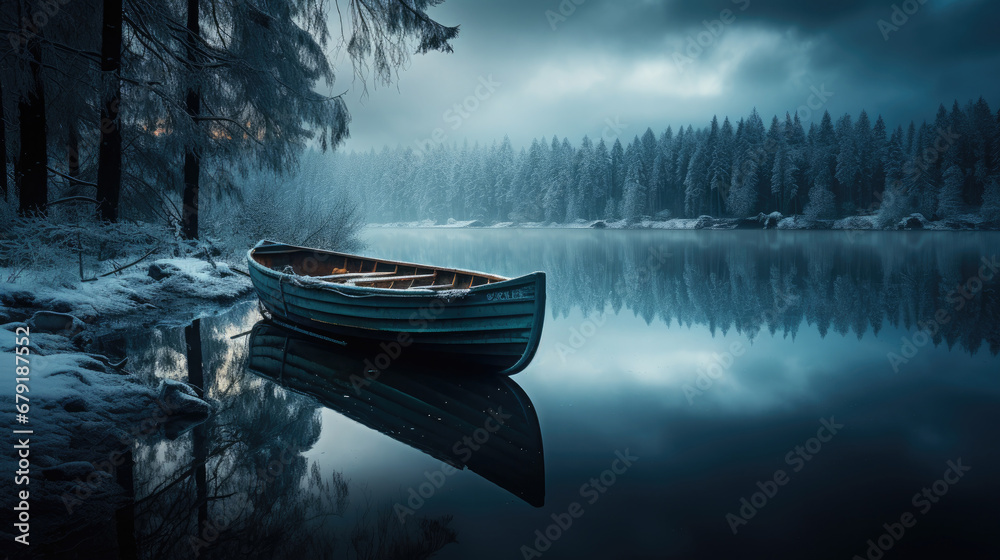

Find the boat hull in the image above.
[{"left": 247, "top": 242, "right": 546, "bottom": 375}]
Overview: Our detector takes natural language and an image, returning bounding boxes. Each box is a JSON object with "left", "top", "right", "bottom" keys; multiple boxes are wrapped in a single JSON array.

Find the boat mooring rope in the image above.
[
  {"left": 267, "top": 315, "right": 348, "bottom": 347},
  {"left": 258, "top": 300, "right": 348, "bottom": 347}
]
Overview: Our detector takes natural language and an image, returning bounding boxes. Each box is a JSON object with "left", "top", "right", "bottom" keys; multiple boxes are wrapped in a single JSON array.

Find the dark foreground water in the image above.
[{"left": 37, "top": 230, "right": 1000, "bottom": 558}]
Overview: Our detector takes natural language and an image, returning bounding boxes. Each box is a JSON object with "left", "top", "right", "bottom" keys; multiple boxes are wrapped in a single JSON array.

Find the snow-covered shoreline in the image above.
[
  {"left": 0, "top": 253, "right": 253, "bottom": 546},
  {"left": 366, "top": 212, "right": 998, "bottom": 232},
  {"left": 1, "top": 256, "right": 252, "bottom": 327}
]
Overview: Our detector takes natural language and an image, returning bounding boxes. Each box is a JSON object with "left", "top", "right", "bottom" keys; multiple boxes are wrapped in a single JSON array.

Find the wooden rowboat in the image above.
[
  {"left": 246, "top": 321, "right": 545, "bottom": 507},
  {"left": 247, "top": 240, "right": 546, "bottom": 375}
]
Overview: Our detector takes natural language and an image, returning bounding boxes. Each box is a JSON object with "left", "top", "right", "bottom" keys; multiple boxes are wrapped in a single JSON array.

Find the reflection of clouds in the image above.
[{"left": 523, "top": 299, "right": 1000, "bottom": 420}]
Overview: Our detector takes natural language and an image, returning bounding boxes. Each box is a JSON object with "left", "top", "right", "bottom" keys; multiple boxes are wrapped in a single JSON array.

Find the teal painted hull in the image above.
[{"left": 247, "top": 241, "right": 546, "bottom": 375}]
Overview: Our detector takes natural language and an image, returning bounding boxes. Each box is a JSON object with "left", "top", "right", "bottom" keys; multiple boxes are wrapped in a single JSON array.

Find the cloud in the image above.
[{"left": 331, "top": 0, "right": 1000, "bottom": 152}]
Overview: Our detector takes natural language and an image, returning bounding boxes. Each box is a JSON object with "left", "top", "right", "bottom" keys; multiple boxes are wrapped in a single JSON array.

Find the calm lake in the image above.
[{"left": 124, "top": 229, "right": 1000, "bottom": 559}]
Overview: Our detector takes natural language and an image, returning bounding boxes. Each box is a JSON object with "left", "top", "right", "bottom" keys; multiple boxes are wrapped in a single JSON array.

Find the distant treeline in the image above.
[{"left": 334, "top": 98, "right": 1000, "bottom": 225}]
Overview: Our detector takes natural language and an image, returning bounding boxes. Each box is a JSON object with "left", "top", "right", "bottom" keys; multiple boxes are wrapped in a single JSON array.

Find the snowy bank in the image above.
[
  {"left": 366, "top": 212, "right": 999, "bottom": 232},
  {"left": 0, "top": 256, "right": 252, "bottom": 327},
  {"left": 0, "top": 319, "right": 215, "bottom": 548}
]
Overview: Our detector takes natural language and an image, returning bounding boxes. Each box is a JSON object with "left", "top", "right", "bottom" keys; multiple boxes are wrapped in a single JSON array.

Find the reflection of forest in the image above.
[
  {"left": 371, "top": 231, "right": 1000, "bottom": 356},
  {"left": 119, "top": 306, "right": 457, "bottom": 559}
]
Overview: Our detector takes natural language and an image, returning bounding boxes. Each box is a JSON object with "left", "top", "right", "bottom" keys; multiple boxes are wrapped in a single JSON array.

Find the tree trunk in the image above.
[
  {"left": 185, "top": 319, "right": 210, "bottom": 552},
  {"left": 1, "top": 73, "right": 7, "bottom": 201},
  {"left": 17, "top": 23, "right": 48, "bottom": 216},
  {"left": 96, "top": 0, "right": 123, "bottom": 222},
  {"left": 181, "top": 0, "right": 201, "bottom": 240},
  {"left": 67, "top": 122, "right": 80, "bottom": 193},
  {"left": 114, "top": 449, "right": 138, "bottom": 560}
]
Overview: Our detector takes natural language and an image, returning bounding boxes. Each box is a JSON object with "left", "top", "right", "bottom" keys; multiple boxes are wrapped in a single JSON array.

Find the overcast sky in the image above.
[{"left": 328, "top": 0, "right": 1000, "bottom": 152}]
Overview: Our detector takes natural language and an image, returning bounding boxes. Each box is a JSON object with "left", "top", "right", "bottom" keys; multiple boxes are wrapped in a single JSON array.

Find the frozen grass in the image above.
[{"left": 0, "top": 203, "right": 252, "bottom": 323}]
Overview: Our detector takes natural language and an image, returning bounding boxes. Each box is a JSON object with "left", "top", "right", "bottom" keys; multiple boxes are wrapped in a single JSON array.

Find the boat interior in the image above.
[{"left": 252, "top": 247, "right": 508, "bottom": 290}]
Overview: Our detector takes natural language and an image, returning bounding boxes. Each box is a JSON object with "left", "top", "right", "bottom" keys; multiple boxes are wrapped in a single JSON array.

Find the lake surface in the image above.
[{"left": 124, "top": 229, "right": 1000, "bottom": 559}]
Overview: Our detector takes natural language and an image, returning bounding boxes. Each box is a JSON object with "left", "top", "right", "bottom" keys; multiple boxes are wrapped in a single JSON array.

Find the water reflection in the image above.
[
  {"left": 27, "top": 230, "right": 1000, "bottom": 559},
  {"left": 246, "top": 321, "right": 546, "bottom": 507},
  {"left": 364, "top": 230, "right": 1000, "bottom": 356},
  {"left": 122, "top": 306, "right": 458, "bottom": 560}
]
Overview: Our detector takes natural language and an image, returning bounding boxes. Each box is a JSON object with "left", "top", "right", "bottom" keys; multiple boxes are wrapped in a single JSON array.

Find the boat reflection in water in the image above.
[{"left": 246, "top": 321, "right": 546, "bottom": 507}]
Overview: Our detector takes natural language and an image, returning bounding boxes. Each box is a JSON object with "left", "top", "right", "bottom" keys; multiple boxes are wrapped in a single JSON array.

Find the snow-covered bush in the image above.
[
  {"left": 875, "top": 187, "right": 911, "bottom": 228},
  {"left": 982, "top": 178, "right": 1000, "bottom": 223},
  {"left": 936, "top": 165, "right": 965, "bottom": 219},
  {"left": 201, "top": 151, "right": 364, "bottom": 256},
  {"left": 0, "top": 199, "right": 170, "bottom": 286},
  {"left": 804, "top": 181, "right": 836, "bottom": 220}
]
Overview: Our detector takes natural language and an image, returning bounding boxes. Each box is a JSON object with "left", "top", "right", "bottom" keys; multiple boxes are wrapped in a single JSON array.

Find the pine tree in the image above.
[
  {"left": 621, "top": 144, "right": 647, "bottom": 220},
  {"left": 867, "top": 115, "right": 888, "bottom": 210},
  {"left": 542, "top": 137, "right": 568, "bottom": 223},
  {"left": 787, "top": 113, "right": 808, "bottom": 214},
  {"left": 710, "top": 118, "right": 734, "bottom": 216},
  {"left": 907, "top": 124, "right": 937, "bottom": 217},
  {"left": 804, "top": 167, "right": 836, "bottom": 220},
  {"left": 835, "top": 113, "right": 859, "bottom": 213},
  {"left": 609, "top": 139, "right": 626, "bottom": 215},
  {"left": 982, "top": 178, "right": 1000, "bottom": 222},
  {"left": 937, "top": 165, "right": 965, "bottom": 219},
  {"left": 493, "top": 136, "right": 516, "bottom": 221},
  {"left": 593, "top": 139, "right": 611, "bottom": 218},
  {"left": 728, "top": 110, "right": 765, "bottom": 217},
  {"left": 571, "top": 135, "right": 595, "bottom": 220},
  {"left": 877, "top": 127, "right": 911, "bottom": 227},
  {"left": 651, "top": 128, "right": 675, "bottom": 213},
  {"left": 684, "top": 142, "right": 709, "bottom": 217}
]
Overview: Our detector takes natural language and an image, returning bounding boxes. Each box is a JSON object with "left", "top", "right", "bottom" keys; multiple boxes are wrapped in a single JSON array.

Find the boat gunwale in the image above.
[{"left": 249, "top": 240, "right": 530, "bottom": 295}]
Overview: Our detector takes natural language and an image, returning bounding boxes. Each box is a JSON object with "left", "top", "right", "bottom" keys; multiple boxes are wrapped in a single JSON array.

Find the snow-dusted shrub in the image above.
[
  {"left": 982, "top": 178, "right": 1000, "bottom": 223},
  {"left": 804, "top": 183, "right": 836, "bottom": 220},
  {"left": 875, "top": 187, "right": 911, "bottom": 229},
  {"left": 0, "top": 212, "right": 171, "bottom": 286},
  {"left": 202, "top": 152, "right": 364, "bottom": 255}
]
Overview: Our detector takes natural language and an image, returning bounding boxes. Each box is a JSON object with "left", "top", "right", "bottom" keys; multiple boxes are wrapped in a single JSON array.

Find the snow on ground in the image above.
[
  {"left": 832, "top": 215, "right": 878, "bottom": 230},
  {"left": 0, "top": 243, "right": 247, "bottom": 546},
  {"left": 0, "top": 320, "right": 159, "bottom": 543},
  {"left": 0, "top": 315, "right": 217, "bottom": 546},
  {"left": 0, "top": 256, "right": 252, "bottom": 325}
]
